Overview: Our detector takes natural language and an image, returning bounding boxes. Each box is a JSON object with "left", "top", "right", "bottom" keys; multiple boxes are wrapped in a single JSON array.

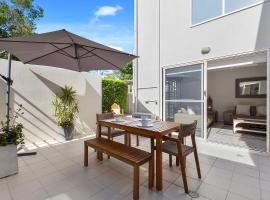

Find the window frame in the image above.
[{"left": 191, "top": 0, "right": 267, "bottom": 27}]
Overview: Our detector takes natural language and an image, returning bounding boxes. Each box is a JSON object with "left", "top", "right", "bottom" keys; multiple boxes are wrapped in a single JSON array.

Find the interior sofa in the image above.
[
  {"left": 174, "top": 106, "right": 216, "bottom": 128},
  {"left": 233, "top": 105, "right": 266, "bottom": 120}
]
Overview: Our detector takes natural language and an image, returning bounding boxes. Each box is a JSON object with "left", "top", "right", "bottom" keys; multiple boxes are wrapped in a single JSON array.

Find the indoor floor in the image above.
[{"left": 207, "top": 122, "right": 266, "bottom": 152}]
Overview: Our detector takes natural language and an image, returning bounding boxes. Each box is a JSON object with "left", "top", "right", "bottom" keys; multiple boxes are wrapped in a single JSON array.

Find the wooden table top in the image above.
[{"left": 97, "top": 117, "right": 180, "bottom": 138}]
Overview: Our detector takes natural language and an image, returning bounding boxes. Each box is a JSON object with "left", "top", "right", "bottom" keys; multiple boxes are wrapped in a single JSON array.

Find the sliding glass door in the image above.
[{"left": 164, "top": 64, "right": 205, "bottom": 137}]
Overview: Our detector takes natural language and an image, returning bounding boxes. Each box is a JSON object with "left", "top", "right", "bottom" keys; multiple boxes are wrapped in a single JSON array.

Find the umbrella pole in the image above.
[
  {"left": 5, "top": 54, "right": 37, "bottom": 157},
  {"left": 6, "top": 53, "right": 12, "bottom": 129}
]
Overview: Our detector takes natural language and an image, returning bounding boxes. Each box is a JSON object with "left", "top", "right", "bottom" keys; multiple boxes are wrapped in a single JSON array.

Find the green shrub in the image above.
[
  {"left": 0, "top": 105, "right": 25, "bottom": 146},
  {"left": 102, "top": 78, "right": 128, "bottom": 112},
  {"left": 52, "top": 85, "right": 79, "bottom": 127}
]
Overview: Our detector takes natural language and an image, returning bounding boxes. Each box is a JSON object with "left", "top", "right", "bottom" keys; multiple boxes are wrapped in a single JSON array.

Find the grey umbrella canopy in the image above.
[
  {"left": 0, "top": 29, "right": 137, "bottom": 71},
  {"left": 0, "top": 29, "right": 137, "bottom": 132}
]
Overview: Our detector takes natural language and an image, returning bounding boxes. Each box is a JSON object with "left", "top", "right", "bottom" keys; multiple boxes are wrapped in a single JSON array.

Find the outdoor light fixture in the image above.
[{"left": 201, "top": 47, "right": 211, "bottom": 54}]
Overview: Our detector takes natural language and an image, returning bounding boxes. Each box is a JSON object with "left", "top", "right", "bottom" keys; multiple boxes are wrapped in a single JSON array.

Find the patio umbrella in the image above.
[{"left": 0, "top": 29, "right": 137, "bottom": 129}]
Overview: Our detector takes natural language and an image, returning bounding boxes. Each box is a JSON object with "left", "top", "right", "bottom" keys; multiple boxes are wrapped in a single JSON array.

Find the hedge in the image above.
[{"left": 102, "top": 78, "right": 128, "bottom": 112}]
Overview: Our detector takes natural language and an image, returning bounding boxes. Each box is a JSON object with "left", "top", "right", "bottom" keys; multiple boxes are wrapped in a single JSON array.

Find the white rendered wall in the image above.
[
  {"left": 135, "top": 0, "right": 160, "bottom": 116},
  {"left": 208, "top": 64, "right": 267, "bottom": 121},
  {"left": 135, "top": 0, "right": 270, "bottom": 116},
  {"left": 0, "top": 59, "right": 101, "bottom": 148},
  {"left": 159, "top": 0, "right": 270, "bottom": 66}
]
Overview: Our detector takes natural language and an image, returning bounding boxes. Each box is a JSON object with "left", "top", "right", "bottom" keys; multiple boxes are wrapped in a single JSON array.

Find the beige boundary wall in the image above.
[{"left": 0, "top": 59, "right": 101, "bottom": 149}]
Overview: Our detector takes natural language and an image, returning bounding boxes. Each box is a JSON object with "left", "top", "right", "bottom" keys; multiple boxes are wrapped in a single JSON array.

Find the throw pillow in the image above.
[
  {"left": 257, "top": 105, "right": 266, "bottom": 116},
  {"left": 236, "top": 104, "right": 250, "bottom": 116},
  {"left": 187, "top": 107, "right": 196, "bottom": 115}
]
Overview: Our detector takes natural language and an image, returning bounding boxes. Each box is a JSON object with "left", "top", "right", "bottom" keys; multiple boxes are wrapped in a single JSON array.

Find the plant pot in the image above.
[
  {"left": 0, "top": 145, "right": 18, "bottom": 178},
  {"left": 60, "top": 124, "right": 75, "bottom": 140}
]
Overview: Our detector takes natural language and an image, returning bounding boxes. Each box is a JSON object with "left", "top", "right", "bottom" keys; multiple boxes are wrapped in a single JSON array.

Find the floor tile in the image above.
[
  {"left": 226, "top": 192, "right": 252, "bottom": 200},
  {"left": 197, "top": 182, "right": 228, "bottom": 200},
  {"left": 229, "top": 181, "right": 260, "bottom": 200}
]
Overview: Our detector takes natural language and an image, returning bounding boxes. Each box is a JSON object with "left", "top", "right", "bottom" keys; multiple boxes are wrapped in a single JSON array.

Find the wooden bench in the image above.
[{"left": 84, "top": 138, "right": 153, "bottom": 200}]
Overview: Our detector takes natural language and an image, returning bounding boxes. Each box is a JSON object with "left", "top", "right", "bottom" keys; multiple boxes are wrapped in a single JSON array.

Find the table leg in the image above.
[
  {"left": 149, "top": 138, "right": 155, "bottom": 188},
  {"left": 156, "top": 137, "right": 163, "bottom": 191}
]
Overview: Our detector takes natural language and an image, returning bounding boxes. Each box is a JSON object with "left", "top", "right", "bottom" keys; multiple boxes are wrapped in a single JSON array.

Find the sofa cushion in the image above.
[
  {"left": 257, "top": 105, "right": 266, "bottom": 116},
  {"left": 236, "top": 104, "right": 250, "bottom": 116}
]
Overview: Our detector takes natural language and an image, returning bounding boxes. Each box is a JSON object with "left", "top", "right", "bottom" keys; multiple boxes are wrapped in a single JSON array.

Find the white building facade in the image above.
[{"left": 134, "top": 0, "right": 270, "bottom": 152}]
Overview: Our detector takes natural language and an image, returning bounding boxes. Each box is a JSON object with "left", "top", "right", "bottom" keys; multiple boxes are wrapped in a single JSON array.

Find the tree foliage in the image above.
[
  {"left": 120, "top": 61, "right": 133, "bottom": 80},
  {"left": 103, "top": 61, "right": 133, "bottom": 80},
  {"left": 0, "top": 0, "right": 44, "bottom": 38}
]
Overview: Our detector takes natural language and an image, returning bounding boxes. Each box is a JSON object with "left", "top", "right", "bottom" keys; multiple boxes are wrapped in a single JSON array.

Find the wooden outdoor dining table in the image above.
[{"left": 96, "top": 117, "right": 180, "bottom": 191}]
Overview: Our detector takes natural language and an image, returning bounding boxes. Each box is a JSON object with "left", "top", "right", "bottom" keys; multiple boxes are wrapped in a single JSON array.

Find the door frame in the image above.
[
  {"left": 161, "top": 49, "right": 269, "bottom": 152},
  {"left": 162, "top": 62, "right": 206, "bottom": 139}
]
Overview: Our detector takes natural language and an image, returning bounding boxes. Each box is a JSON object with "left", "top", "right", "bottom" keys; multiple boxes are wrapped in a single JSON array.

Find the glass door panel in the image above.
[{"left": 164, "top": 64, "right": 204, "bottom": 137}]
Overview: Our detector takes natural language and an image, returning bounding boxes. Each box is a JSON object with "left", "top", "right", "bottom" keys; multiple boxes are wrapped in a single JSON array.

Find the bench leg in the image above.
[
  {"left": 84, "top": 142, "right": 88, "bottom": 167},
  {"left": 133, "top": 166, "right": 140, "bottom": 200}
]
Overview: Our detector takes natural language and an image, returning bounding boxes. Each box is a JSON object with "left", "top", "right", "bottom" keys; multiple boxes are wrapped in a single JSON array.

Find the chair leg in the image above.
[
  {"left": 183, "top": 157, "right": 186, "bottom": 169},
  {"left": 194, "top": 150, "right": 201, "bottom": 179},
  {"left": 84, "top": 142, "right": 88, "bottom": 167},
  {"left": 179, "top": 156, "right": 189, "bottom": 193},
  {"left": 136, "top": 135, "right": 140, "bottom": 146},
  {"left": 176, "top": 157, "right": 179, "bottom": 166},
  {"left": 128, "top": 134, "right": 131, "bottom": 147},
  {"left": 133, "top": 166, "right": 140, "bottom": 200},
  {"left": 107, "top": 135, "right": 111, "bottom": 159},
  {"left": 192, "top": 135, "right": 201, "bottom": 179},
  {"left": 124, "top": 133, "right": 128, "bottom": 146},
  {"left": 169, "top": 155, "right": 172, "bottom": 167}
]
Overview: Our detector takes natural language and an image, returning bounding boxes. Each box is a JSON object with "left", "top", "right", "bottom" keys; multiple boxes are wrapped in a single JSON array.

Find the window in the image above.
[
  {"left": 225, "top": 0, "right": 262, "bottom": 13},
  {"left": 192, "top": 0, "right": 264, "bottom": 25},
  {"left": 192, "top": 0, "right": 223, "bottom": 25}
]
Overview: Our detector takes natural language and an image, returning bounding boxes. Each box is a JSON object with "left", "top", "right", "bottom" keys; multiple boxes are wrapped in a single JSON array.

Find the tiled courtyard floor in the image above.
[{"left": 1, "top": 135, "right": 270, "bottom": 200}]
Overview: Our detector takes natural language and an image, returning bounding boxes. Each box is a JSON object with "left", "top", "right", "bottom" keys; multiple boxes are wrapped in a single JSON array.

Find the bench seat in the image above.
[{"left": 84, "top": 138, "right": 153, "bottom": 200}]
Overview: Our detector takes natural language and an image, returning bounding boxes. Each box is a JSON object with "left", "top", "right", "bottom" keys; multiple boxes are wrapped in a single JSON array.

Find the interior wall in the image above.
[
  {"left": 208, "top": 64, "right": 267, "bottom": 121},
  {"left": 0, "top": 59, "right": 101, "bottom": 148}
]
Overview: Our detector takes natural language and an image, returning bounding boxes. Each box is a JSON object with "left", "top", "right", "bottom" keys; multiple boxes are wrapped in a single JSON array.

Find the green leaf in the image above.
[{"left": 102, "top": 78, "right": 128, "bottom": 112}]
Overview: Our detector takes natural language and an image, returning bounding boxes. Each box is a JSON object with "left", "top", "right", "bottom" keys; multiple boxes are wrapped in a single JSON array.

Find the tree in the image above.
[
  {"left": 0, "top": 0, "right": 43, "bottom": 38},
  {"left": 103, "top": 61, "right": 133, "bottom": 80},
  {"left": 119, "top": 61, "right": 133, "bottom": 80}
]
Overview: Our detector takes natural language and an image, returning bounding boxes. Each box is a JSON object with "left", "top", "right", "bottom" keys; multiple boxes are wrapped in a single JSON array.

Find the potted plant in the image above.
[
  {"left": 0, "top": 105, "right": 24, "bottom": 178},
  {"left": 52, "top": 85, "right": 79, "bottom": 140}
]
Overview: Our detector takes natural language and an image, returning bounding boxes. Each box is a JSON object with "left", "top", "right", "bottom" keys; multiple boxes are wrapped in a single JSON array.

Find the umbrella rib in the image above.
[
  {"left": 80, "top": 45, "right": 122, "bottom": 70},
  {"left": 78, "top": 48, "right": 97, "bottom": 58},
  {"left": 80, "top": 55, "right": 95, "bottom": 59},
  {"left": 50, "top": 43, "right": 75, "bottom": 59},
  {"left": 24, "top": 45, "right": 72, "bottom": 64},
  {"left": 81, "top": 44, "right": 136, "bottom": 57}
]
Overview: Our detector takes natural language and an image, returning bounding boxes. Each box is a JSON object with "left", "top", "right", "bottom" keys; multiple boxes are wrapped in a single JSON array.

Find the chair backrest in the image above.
[
  {"left": 111, "top": 103, "right": 121, "bottom": 114},
  {"left": 178, "top": 120, "right": 197, "bottom": 138},
  {"left": 96, "top": 112, "right": 114, "bottom": 121}
]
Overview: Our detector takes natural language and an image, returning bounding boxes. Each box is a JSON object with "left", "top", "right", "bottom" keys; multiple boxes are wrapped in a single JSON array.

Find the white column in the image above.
[
  {"left": 133, "top": 0, "right": 139, "bottom": 113},
  {"left": 267, "top": 49, "right": 270, "bottom": 153},
  {"left": 203, "top": 61, "right": 208, "bottom": 140}
]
